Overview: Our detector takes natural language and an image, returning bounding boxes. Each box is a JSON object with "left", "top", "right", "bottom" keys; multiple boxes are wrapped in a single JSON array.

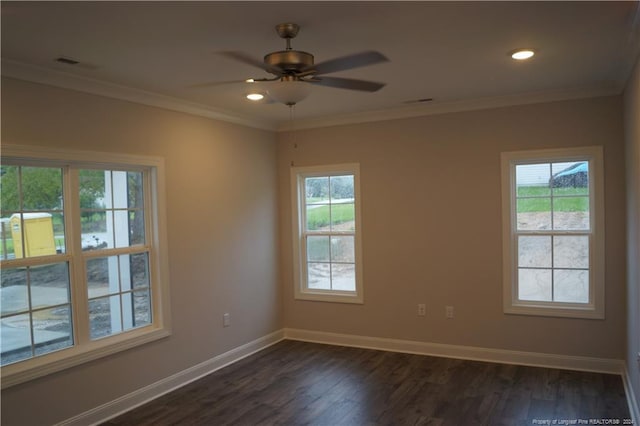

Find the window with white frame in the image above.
[
  {"left": 291, "top": 164, "right": 363, "bottom": 303},
  {"left": 0, "top": 145, "right": 170, "bottom": 387},
  {"left": 501, "top": 146, "right": 604, "bottom": 319}
]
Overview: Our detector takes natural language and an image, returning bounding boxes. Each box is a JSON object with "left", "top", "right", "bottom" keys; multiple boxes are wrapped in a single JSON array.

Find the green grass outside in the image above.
[
  {"left": 0, "top": 237, "right": 65, "bottom": 257},
  {"left": 307, "top": 204, "right": 354, "bottom": 230},
  {"left": 517, "top": 186, "right": 588, "bottom": 197},
  {"left": 517, "top": 186, "right": 589, "bottom": 213},
  {"left": 0, "top": 239, "right": 14, "bottom": 257}
]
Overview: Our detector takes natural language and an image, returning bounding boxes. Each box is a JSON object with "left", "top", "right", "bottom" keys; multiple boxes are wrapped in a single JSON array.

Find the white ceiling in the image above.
[{"left": 2, "top": 1, "right": 639, "bottom": 130}]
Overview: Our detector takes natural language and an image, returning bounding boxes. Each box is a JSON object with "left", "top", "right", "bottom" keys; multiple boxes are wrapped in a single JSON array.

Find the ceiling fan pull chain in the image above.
[{"left": 289, "top": 104, "right": 297, "bottom": 148}]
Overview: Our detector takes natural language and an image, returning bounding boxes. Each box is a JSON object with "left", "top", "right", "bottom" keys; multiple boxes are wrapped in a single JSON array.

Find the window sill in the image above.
[
  {"left": 295, "top": 291, "right": 363, "bottom": 304},
  {"left": 1, "top": 327, "right": 171, "bottom": 388},
  {"left": 504, "top": 302, "right": 604, "bottom": 320}
]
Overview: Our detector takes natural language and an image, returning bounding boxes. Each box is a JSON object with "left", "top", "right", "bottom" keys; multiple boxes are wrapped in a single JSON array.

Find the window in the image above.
[
  {"left": 1, "top": 145, "right": 170, "bottom": 387},
  {"left": 291, "top": 164, "right": 363, "bottom": 303},
  {"left": 501, "top": 146, "right": 604, "bottom": 319}
]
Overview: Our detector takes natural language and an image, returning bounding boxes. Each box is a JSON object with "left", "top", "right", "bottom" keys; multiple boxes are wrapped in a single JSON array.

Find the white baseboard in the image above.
[
  {"left": 623, "top": 365, "right": 640, "bottom": 425},
  {"left": 56, "top": 329, "right": 285, "bottom": 426},
  {"left": 284, "top": 328, "right": 624, "bottom": 374},
  {"left": 57, "top": 328, "right": 629, "bottom": 426}
]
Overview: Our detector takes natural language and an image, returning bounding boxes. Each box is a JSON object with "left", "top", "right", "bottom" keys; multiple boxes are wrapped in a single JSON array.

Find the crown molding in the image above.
[
  {"left": 277, "top": 84, "right": 622, "bottom": 131},
  {"left": 1, "top": 59, "right": 277, "bottom": 131},
  {"left": 2, "top": 59, "right": 622, "bottom": 134}
]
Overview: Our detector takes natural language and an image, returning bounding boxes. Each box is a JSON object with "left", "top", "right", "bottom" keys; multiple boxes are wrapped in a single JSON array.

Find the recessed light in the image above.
[
  {"left": 511, "top": 49, "right": 535, "bottom": 60},
  {"left": 246, "top": 93, "right": 264, "bottom": 101},
  {"left": 245, "top": 78, "right": 255, "bottom": 83}
]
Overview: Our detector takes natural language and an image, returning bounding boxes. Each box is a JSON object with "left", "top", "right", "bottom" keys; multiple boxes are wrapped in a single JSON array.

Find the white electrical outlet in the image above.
[
  {"left": 445, "top": 306, "right": 454, "bottom": 319},
  {"left": 223, "top": 313, "right": 231, "bottom": 327},
  {"left": 418, "top": 304, "right": 426, "bottom": 316}
]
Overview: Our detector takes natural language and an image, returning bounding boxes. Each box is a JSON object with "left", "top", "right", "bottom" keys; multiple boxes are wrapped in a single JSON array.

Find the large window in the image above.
[
  {"left": 291, "top": 164, "right": 363, "bottom": 303},
  {"left": 0, "top": 145, "right": 170, "bottom": 387},
  {"left": 501, "top": 146, "right": 604, "bottom": 319}
]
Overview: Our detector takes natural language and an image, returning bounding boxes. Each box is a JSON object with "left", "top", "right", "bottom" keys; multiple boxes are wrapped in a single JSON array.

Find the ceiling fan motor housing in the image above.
[
  {"left": 217, "top": 22, "right": 387, "bottom": 98},
  {"left": 264, "top": 50, "right": 314, "bottom": 73}
]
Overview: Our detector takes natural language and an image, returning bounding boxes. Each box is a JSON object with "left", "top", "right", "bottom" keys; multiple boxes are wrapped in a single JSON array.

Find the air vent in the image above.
[
  {"left": 54, "top": 56, "right": 98, "bottom": 70},
  {"left": 55, "top": 57, "right": 80, "bottom": 65},
  {"left": 404, "top": 98, "right": 434, "bottom": 104}
]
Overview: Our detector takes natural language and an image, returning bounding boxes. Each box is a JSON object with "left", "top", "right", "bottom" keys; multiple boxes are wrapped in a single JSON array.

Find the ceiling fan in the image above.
[{"left": 218, "top": 23, "right": 389, "bottom": 105}]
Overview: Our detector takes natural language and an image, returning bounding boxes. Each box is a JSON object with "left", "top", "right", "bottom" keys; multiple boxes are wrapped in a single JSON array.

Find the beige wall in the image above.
[
  {"left": 624, "top": 55, "right": 640, "bottom": 413},
  {"left": 0, "top": 76, "right": 631, "bottom": 424},
  {"left": 278, "top": 96, "right": 626, "bottom": 359},
  {"left": 0, "top": 77, "right": 281, "bottom": 425}
]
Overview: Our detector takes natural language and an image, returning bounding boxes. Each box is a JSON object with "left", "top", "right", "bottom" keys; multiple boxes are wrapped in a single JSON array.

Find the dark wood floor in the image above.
[{"left": 104, "top": 340, "right": 631, "bottom": 426}]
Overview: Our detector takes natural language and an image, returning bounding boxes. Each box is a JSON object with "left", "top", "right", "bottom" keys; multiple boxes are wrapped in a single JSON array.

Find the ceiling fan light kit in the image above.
[
  {"left": 267, "top": 76, "right": 313, "bottom": 106},
  {"left": 220, "top": 23, "right": 389, "bottom": 106}
]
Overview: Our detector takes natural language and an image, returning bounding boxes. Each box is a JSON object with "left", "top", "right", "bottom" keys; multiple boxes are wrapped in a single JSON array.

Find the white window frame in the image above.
[
  {"left": 501, "top": 146, "right": 605, "bottom": 319},
  {"left": 1, "top": 145, "right": 171, "bottom": 388},
  {"left": 291, "top": 163, "right": 363, "bottom": 304}
]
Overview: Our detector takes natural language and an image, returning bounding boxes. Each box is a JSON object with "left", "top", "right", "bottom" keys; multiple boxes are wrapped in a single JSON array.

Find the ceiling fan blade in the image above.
[
  {"left": 188, "top": 77, "right": 279, "bottom": 89},
  {"left": 310, "top": 76, "right": 386, "bottom": 92},
  {"left": 217, "top": 51, "right": 281, "bottom": 75},
  {"left": 304, "top": 50, "right": 389, "bottom": 75},
  {"left": 187, "top": 79, "right": 248, "bottom": 88}
]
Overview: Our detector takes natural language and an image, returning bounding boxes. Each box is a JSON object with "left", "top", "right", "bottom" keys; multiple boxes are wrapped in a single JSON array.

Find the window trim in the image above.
[
  {"left": 501, "top": 146, "right": 605, "bottom": 319},
  {"left": 1, "top": 144, "right": 172, "bottom": 388},
  {"left": 291, "top": 163, "right": 364, "bottom": 304}
]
